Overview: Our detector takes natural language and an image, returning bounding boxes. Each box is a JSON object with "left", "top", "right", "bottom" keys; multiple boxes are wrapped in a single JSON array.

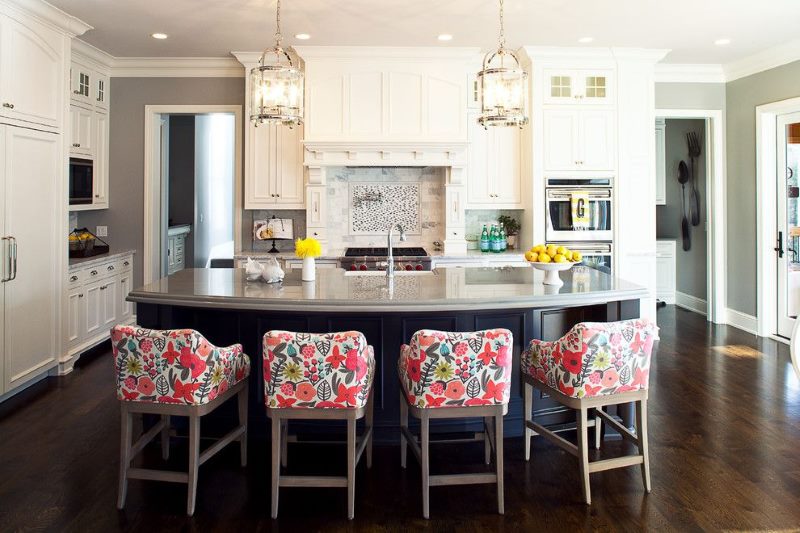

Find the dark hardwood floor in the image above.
[{"left": 1, "top": 306, "right": 799, "bottom": 532}]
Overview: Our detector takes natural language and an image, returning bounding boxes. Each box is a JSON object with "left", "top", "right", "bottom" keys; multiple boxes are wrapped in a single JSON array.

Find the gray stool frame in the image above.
[
  {"left": 523, "top": 375, "right": 651, "bottom": 504},
  {"left": 399, "top": 394, "right": 508, "bottom": 519},
  {"left": 268, "top": 392, "right": 374, "bottom": 520},
  {"left": 117, "top": 379, "right": 248, "bottom": 516}
]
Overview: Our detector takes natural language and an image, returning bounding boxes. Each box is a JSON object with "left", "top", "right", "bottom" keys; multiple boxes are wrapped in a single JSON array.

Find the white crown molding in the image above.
[
  {"left": 724, "top": 38, "right": 800, "bottom": 82},
  {"left": 72, "top": 38, "right": 114, "bottom": 73},
  {"left": 520, "top": 46, "right": 616, "bottom": 61},
  {"left": 111, "top": 57, "right": 244, "bottom": 77},
  {"left": 293, "top": 45, "right": 481, "bottom": 61},
  {"left": 654, "top": 63, "right": 725, "bottom": 84},
  {"left": 2, "top": 0, "right": 92, "bottom": 36}
]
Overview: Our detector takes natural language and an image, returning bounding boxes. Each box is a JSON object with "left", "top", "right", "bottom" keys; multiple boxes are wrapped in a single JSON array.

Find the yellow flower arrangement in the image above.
[{"left": 295, "top": 237, "right": 322, "bottom": 259}]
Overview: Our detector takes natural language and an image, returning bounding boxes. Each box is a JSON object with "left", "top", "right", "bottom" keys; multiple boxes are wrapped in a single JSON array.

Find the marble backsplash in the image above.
[
  {"left": 465, "top": 209, "right": 525, "bottom": 241},
  {"left": 241, "top": 209, "right": 307, "bottom": 253}
]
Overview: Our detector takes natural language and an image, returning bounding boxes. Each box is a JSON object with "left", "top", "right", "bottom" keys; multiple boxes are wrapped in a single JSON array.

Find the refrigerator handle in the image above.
[
  {"left": 9, "top": 236, "right": 17, "bottom": 281},
  {"left": 1, "top": 236, "right": 9, "bottom": 282}
]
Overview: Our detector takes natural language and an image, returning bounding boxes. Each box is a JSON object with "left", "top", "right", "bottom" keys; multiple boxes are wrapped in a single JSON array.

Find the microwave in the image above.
[{"left": 69, "top": 157, "right": 94, "bottom": 205}]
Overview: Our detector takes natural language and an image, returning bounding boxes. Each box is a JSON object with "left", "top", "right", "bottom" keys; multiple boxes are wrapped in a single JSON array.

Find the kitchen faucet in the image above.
[{"left": 386, "top": 223, "right": 407, "bottom": 279}]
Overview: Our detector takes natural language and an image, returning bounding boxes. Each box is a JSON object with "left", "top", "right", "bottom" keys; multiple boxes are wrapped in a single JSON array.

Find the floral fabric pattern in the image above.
[
  {"left": 398, "top": 329, "right": 513, "bottom": 408},
  {"left": 111, "top": 326, "right": 251, "bottom": 405},
  {"left": 263, "top": 331, "right": 375, "bottom": 409},
  {"left": 521, "top": 319, "right": 658, "bottom": 398}
]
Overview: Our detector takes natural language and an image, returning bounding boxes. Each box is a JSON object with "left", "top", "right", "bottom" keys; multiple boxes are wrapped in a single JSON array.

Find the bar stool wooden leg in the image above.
[
  {"left": 366, "top": 391, "right": 375, "bottom": 469},
  {"left": 280, "top": 420, "right": 288, "bottom": 468},
  {"left": 346, "top": 415, "right": 356, "bottom": 520},
  {"left": 270, "top": 415, "right": 281, "bottom": 519},
  {"left": 421, "top": 411, "right": 430, "bottom": 519},
  {"left": 117, "top": 405, "right": 132, "bottom": 510},
  {"left": 399, "top": 393, "right": 408, "bottom": 469},
  {"left": 238, "top": 388, "right": 248, "bottom": 467},
  {"left": 594, "top": 407, "right": 602, "bottom": 450},
  {"left": 160, "top": 415, "right": 171, "bottom": 460},
  {"left": 187, "top": 414, "right": 201, "bottom": 516},
  {"left": 577, "top": 407, "right": 591, "bottom": 505},
  {"left": 484, "top": 417, "right": 492, "bottom": 465},
  {"left": 495, "top": 409, "right": 505, "bottom": 515},
  {"left": 524, "top": 382, "right": 533, "bottom": 461},
  {"left": 636, "top": 398, "right": 651, "bottom": 493}
]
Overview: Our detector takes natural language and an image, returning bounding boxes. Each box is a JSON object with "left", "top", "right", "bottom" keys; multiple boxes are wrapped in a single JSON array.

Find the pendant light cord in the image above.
[
  {"left": 498, "top": 0, "right": 505, "bottom": 50},
  {"left": 274, "top": 0, "right": 283, "bottom": 47}
]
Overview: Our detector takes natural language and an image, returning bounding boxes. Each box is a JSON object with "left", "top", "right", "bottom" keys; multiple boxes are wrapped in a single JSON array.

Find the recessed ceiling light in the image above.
[
  {"left": 151, "top": 33, "right": 168, "bottom": 40},
  {"left": 577, "top": 37, "right": 594, "bottom": 44},
  {"left": 714, "top": 38, "right": 731, "bottom": 46},
  {"left": 294, "top": 33, "right": 311, "bottom": 40},
  {"left": 437, "top": 34, "right": 453, "bottom": 42}
]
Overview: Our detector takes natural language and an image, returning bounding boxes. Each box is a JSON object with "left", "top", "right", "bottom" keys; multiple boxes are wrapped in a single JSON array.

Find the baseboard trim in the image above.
[
  {"left": 725, "top": 308, "right": 759, "bottom": 335},
  {"left": 675, "top": 291, "right": 707, "bottom": 316}
]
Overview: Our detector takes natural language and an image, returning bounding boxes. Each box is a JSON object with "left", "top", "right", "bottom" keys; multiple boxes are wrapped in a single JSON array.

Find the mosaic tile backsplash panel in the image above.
[{"left": 350, "top": 182, "right": 420, "bottom": 234}]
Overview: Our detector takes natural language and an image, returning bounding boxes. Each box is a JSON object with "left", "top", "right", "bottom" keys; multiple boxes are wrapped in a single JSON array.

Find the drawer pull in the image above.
[
  {"left": 90, "top": 270, "right": 98, "bottom": 276},
  {"left": 2, "top": 102, "right": 14, "bottom": 109},
  {"left": 100, "top": 286, "right": 106, "bottom": 291},
  {"left": 70, "top": 275, "right": 78, "bottom": 282},
  {"left": 123, "top": 261, "right": 130, "bottom": 266},
  {"left": 78, "top": 293, "right": 84, "bottom": 298},
  {"left": 107, "top": 265, "right": 114, "bottom": 271},
  {"left": 73, "top": 143, "right": 80, "bottom": 148}
]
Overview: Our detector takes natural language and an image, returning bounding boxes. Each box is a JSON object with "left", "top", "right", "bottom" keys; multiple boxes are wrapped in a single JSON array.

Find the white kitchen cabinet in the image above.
[
  {"left": 94, "top": 73, "right": 109, "bottom": 110},
  {"left": 543, "top": 108, "right": 614, "bottom": 172},
  {"left": 64, "top": 253, "right": 135, "bottom": 368},
  {"left": 0, "top": 12, "right": 65, "bottom": 131},
  {"left": 167, "top": 225, "right": 190, "bottom": 274},
  {"left": 0, "top": 125, "right": 61, "bottom": 395},
  {"left": 93, "top": 110, "right": 109, "bottom": 207},
  {"left": 655, "top": 118, "right": 666, "bottom": 205},
  {"left": 70, "top": 63, "right": 92, "bottom": 104},
  {"left": 467, "top": 114, "right": 522, "bottom": 207},
  {"left": 245, "top": 123, "right": 305, "bottom": 209},
  {"left": 69, "top": 104, "right": 93, "bottom": 157},
  {"left": 656, "top": 240, "right": 676, "bottom": 304},
  {"left": 543, "top": 69, "right": 614, "bottom": 106}
]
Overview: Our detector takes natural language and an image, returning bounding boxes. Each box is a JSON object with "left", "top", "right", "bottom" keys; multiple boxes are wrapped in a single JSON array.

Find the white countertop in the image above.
[
  {"left": 69, "top": 249, "right": 136, "bottom": 270},
  {"left": 233, "top": 249, "right": 526, "bottom": 262}
]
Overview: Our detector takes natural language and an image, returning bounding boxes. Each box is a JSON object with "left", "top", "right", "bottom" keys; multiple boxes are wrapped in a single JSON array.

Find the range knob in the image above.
[
  {"left": 359, "top": 264, "right": 368, "bottom": 271},
  {"left": 415, "top": 264, "right": 423, "bottom": 271},
  {"left": 404, "top": 264, "right": 413, "bottom": 271},
  {"left": 350, "top": 264, "right": 357, "bottom": 271}
]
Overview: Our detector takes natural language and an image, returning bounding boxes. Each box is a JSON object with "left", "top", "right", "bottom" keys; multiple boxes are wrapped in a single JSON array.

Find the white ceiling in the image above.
[{"left": 49, "top": 0, "right": 800, "bottom": 64}]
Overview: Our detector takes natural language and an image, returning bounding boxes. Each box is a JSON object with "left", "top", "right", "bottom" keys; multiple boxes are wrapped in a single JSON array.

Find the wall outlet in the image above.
[{"left": 96, "top": 226, "right": 108, "bottom": 237}]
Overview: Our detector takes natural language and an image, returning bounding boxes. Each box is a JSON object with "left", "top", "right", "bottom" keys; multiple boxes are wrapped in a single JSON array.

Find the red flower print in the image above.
[
  {"left": 551, "top": 343, "right": 563, "bottom": 365},
  {"left": 465, "top": 398, "right": 491, "bottom": 406},
  {"left": 139, "top": 338, "right": 153, "bottom": 352},
  {"left": 157, "top": 395, "right": 182, "bottom": 404},
  {"left": 454, "top": 343, "right": 468, "bottom": 356},
  {"left": 301, "top": 344, "right": 316, "bottom": 359},
  {"left": 631, "top": 367, "right": 649, "bottom": 388},
  {"left": 218, "top": 380, "right": 228, "bottom": 394},
  {"left": 486, "top": 330, "right": 501, "bottom": 340},
  {"left": 588, "top": 371, "right": 602, "bottom": 384},
  {"left": 137, "top": 377, "right": 155, "bottom": 395},
  {"left": 264, "top": 363, "right": 272, "bottom": 383},
  {"left": 496, "top": 345, "right": 510, "bottom": 369},
  {"left": 335, "top": 384, "right": 359, "bottom": 406},
  {"left": 280, "top": 382, "right": 295, "bottom": 396},
  {"left": 179, "top": 347, "right": 207, "bottom": 379},
  {"left": 407, "top": 359, "right": 422, "bottom": 383},
  {"left": 601, "top": 369, "right": 619, "bottom": 388},
  {"left": 444, "top": 381, "right": 465, "bottom": 400},
  {"left": 276, "top": 395, "right": 297, "bottom": 408},
  {"left": 196, "top": 339, "right": 213, "bottom": 357},
  {"left": 208, "top": 389, "right": 218, "bottom": 401},
  {"left": 425, "top": 394, "right": 445, "bottom": 407},
  {"left": 163, "top": 342, "right": 180, "bottom": 365},
  {"left": 123, "top": 376, "right": 137, "bottom": 390},
  {"left": 326, "top": 345, "right": 346, "bottom": 368},
  {"left": 296, "top": 383, "right": 316, "bottom": 402},
  {"left": 265, "top": 335, "right": 282, "bottom": 347},
  {"left": 477, "top": 343, "right": 496, "bottom": 366},
  {"left": 121, "top": 389, "right": 139, "bottom": 401},
  {"left": 430, "top": 381, "right": 444, "bottom": 395},
  {"left": 630, "top": 332, "right": 645, "bottom": 353},
  {"left": 562, "top": 349, "right": 583, "bottom": 375},
  {"left": 584, "top": 384, "right": 601, "bottom": 396},
  {"left": 172, "top": 379, "right": 200, "bottom": 403},
  {"left": 345, "top": 349, "right": 359, "bottom": 372},
  {"left": 236, "top": 366, "right": 246, "bottom": 381},
  {"left": 482, "top": 380, "right": 506, "bottom": 403},
  {"left": 557, "top": 381, "right": 575, "bottom": 397}
]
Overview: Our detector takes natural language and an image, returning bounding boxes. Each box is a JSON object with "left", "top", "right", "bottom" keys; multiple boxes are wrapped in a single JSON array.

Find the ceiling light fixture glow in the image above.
[
  {"left": 577, "top": 37, "right": 593, "bottom": 43},
  {"left": 151, "top": 33, "right": 168, "bottom": 39},
  {"left": 714, "top": 38, "right": 731, "bottom": 46},
  {"left": 437, "top": 34, "right": 453, "bottom": 41},
  {"left": 294, "top": 33, "right": 311, "bottom": 40}
]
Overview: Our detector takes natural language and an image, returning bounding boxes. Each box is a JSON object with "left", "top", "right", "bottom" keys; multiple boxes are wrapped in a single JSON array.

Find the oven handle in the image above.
[{"left": 547, "top": 190, "right": 612, "bottom": 199}]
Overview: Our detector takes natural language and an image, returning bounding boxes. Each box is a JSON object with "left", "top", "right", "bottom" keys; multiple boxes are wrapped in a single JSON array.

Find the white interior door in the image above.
[{"left": 777, "top": 111, "right": 800, "bottom": 337}]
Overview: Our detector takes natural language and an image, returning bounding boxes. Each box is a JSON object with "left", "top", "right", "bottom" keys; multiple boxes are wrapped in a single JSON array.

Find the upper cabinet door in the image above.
[
  {"left": 580, "top": 109, "right": 615, "bottom": 171},
  {"left": 95, "top": 73, "right": 109, "bottom": 109},
  {"left": 543, "top": 69, "right": 614, "bottom": 106},
  {"left": 492, "top": 126, "right": 522, "bottom": 205},
  {"left": 543, "top": 109, "right": 579, "bottom": 171},
  {"left": 467, "top": 116, "right": 491, "bottom": 205},
  {"left": 579, "top": 71, "right": 613, "bottom": 105},
  {"left": 0, "top": 14, "right": 64, "bottom": 130},
  {"left": 543, "top": 70, "right": 576, "bottom": 105},
  {"left": 70, "top": 64, "right": 91, "bottom": 104},
  {"left": 245, "top": 123, "right": 305, "bottom": 209},
  {"left": 275, "top": 125, "right": 305, "bottom": 206},
  {"left": 69, "top": 104, "right": 93, "bottom": 157},
  {"left": 93, "top": 110, "right": 109, "bottom": 207}
]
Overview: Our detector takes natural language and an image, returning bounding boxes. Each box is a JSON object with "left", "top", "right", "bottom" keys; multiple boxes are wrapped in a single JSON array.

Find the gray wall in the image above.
[
  {"left": 725, "top": 60, "right": 800, "bottom": 316},
  {"left": 77, "top": 77, "right": 245, "bottom": 287},
  {"left": 655, "top": 82, "right": 726, "bottom": 110},
  {"left": 656, "top": 119, "right": 707, "bottom": 300},
  {"left": 168, "top": 115, "right": 195, "bottom": 263}
]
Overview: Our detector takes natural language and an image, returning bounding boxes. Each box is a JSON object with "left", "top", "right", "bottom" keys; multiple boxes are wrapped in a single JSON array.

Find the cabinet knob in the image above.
[
  {"left": 2, "top": 102, "right": 14, "bottom": 109},
  {"left": 107, "top": 265, "right": 114, "bottom": 271},
  {"left": 73, "top": 90, "right": 81, "bottom": 94},
  {"left": 100, "top": 286, "right": 106, "bottom": 291},
  {"left": 90, "top": 270, "right": 97, "bottom": 276},
  {"left": 73, "top": 143, "right": 81, "bottom": 147},
  {"left": 78, "top": 294, "right": 84, "bottom": 298},
  {"left": 94, "top": 194, "right": 99, "bottom": 198},
  {"left": 123, "top": 261, "right": 130, "bottom": 266}
]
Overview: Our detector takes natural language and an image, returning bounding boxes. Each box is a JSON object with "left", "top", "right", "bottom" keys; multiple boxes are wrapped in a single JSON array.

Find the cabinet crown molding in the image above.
[
  {"left": 73, "top": 39, "right": 114, "bottom": 73},
  {"left": 1, "top": 0, "right": 92, "bottom": 36},
  {"left": 293, "top": 45, "right": 481, "bottom": 61}
]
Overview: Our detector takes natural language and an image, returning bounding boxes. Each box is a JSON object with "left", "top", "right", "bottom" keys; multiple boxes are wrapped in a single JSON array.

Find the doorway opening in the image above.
[
  {"left": 654, "top": 109, "right": 725, "bottom": 324},
  {"left": 143, "top": 105, "right": 242, "bottom": 284}
]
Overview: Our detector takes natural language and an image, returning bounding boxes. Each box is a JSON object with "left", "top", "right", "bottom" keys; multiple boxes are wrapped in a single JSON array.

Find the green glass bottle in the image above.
[{"left": 480, "top": 225, "right": 490, "bottom": 253}]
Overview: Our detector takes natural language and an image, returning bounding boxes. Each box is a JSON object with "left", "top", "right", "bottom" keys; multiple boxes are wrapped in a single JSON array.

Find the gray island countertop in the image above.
[{"left": 128, "top": 266, "right": 647, "bottom": 313}]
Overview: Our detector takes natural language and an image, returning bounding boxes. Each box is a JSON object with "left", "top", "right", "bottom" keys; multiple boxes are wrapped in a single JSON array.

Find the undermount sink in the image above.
[{"left": 343, "top": 270, "right": 436, "bottom": 277}]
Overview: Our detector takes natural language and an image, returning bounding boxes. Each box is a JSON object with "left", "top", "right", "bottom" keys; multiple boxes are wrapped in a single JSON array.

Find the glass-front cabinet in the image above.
[{"left": 543, "top": 69, "right": 613, "bottom": 105}]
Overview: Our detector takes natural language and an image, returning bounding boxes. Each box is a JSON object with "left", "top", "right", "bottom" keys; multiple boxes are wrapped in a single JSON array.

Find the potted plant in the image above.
[
  {"left": 295, "top": 236, "right": 322, "bottom": 281},
  {"left": 498, "top": 215, "right": 521, "bottom": 249}
]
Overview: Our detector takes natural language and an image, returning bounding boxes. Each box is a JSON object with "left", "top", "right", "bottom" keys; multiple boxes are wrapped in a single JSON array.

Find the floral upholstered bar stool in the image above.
[
  {"left": 398, "top": 329, "right": 513, "bottom": 519},
  {"left": 111, "top": 326, "right": 251, "bottom": 516},
  {"left": 520, "top": 319, "right": 658, "bottom": 505},
  {"left": 264, "top": 330, "right": 375, "bottom": 520}
]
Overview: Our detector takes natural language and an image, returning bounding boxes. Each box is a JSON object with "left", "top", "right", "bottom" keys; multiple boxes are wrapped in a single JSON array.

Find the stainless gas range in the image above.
[{"left": 339, "top": 247, "right": 433, "bottom": 272}]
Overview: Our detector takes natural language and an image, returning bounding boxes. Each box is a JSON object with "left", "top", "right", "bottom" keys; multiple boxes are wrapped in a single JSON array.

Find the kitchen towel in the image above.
[{"left": 571, "top": 191, "right": 591, "bottom": 230}]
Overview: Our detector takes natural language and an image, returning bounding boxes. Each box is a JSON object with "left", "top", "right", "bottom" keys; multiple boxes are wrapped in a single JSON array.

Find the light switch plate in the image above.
[{"left": 96, "top": 225, "right": 108, "bottom": 237}]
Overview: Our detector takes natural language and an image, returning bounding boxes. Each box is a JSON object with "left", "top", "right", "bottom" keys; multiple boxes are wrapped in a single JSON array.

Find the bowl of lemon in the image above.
[{"left": 523, "top": 244, "right": 583, "bottom": 286}]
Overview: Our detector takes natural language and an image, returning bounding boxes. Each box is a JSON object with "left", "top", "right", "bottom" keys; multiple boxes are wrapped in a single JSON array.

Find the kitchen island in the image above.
[{"left": 129, "top": 266, "right": 648, "bottom": 440}]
